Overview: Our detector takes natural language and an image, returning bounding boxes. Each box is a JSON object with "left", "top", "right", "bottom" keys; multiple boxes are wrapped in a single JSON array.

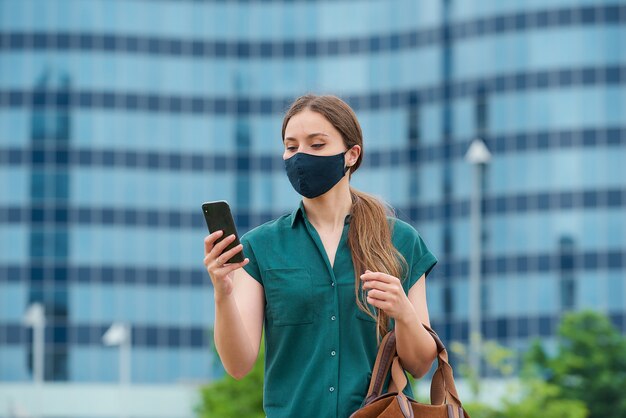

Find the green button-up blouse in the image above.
[{"left": 241, "top": 201, "right": 437, "bottom": 418}]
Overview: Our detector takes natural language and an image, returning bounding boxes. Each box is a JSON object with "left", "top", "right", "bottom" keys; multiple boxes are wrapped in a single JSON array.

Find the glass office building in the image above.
[{"left": 1, "top": 0, "right": 625, "bottom": 384}]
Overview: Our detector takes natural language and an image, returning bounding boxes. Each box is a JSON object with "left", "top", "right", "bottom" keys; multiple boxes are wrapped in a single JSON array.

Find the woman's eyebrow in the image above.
[{"left": 284, "top": 132, "right": 329, "bottom": 142}]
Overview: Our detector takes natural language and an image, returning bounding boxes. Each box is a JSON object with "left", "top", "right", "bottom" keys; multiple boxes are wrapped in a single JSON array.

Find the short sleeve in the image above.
[
  {"left": 240, "top": 233, "right": 263, "bottom": 286},
  {"left": 407, "top": 233, "right": 437, "bottom": 290},
  {"left": 392, "top": 219, "right": 438, "bottom": 292}
]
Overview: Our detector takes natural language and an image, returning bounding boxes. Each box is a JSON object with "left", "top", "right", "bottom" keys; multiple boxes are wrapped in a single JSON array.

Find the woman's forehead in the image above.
[{"left": 284, "top": 110, "right": 340, "bottom": 139}]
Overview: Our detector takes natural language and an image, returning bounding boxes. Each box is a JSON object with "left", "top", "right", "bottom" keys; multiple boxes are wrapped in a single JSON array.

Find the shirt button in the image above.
[
  {"left": 331, "top": 315, "right": 336, "bottom": 321},
  {"left": 329, "top": 386, "right": 335, "bottom": 392},
  {"left": 331, "top": 282, "right": 335, "bottom": 287},
  {"left": 331, "top": 350, "right": 336, "bottom": 356}
]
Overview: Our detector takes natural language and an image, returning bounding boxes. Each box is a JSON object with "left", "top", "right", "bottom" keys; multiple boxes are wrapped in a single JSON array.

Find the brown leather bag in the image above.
[{"left": 350, "top": 325, "right": 470, "bottom": 418}]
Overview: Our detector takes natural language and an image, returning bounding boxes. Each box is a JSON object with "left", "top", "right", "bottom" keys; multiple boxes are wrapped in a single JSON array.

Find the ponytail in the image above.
[{"left": 348, "top": 187, "right": 408, "bottom": 341}]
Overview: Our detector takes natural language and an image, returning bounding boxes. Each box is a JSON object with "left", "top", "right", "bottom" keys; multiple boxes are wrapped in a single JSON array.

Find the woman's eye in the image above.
[
  {"left": 311, "top": 144, "right": 324, "bottom": 149},
  {"left": 286, "top": 146, "right": 297, "bottom": 151}
]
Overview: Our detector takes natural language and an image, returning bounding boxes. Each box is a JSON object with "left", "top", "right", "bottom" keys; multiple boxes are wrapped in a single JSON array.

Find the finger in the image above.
[
  {"left": 222, "top": 258, "right": 250, "bottom": 273},
  {"left": 360, "top": 270, "right": 384, "bottom": 280},
  {"left": 362, "top": 280, "right": 395, "bottom": 292},
  {"left": 366, "top": 289, "right": 389, "bottom": 301},
  {"left": 361, "top": 269, "right": 375, "bottom": 278},
  {"left": 366, "top": 294, "right": 387, "bottom": 310},
  {"left": 214, "top": 247, "right": 247, "bottom": 269},
  {"left": 361, "top": 271, "right": 397, "bottom": 284},
  {"left": 209, "top": 234, "right": 237, "bottom": 259},
  {"left": 204, "top": 253, "right": 223, "bottom": 268},
  {"left": 204, "top": 230, "right": 224, "bottom": 254},
  {"left": 218, "top": 243, "right": 244, "bottom": 264}
]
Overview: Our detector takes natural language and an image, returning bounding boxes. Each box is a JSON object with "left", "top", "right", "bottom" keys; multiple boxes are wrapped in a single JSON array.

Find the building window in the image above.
[
  {"left": 481, "top": 283, "right": 489, "bottom": 314},
  {"left": 559, "top": 236, "right": 575, "bottom": 271},
  {"left": 443, "top": 285, "right": 454, "bottom": 315},
  {"left": 407, "top": 104, "right": 421, "bottom": 199},
  {"left": 475, "top": 88, "right": 488, "bottom": 139},
  {"left": 407, "top": 105, "right": 420, "bottom": 145},
  {"left": 443, "top": 225, "right": 453, "bottom": 254},
  {"left": 560, "top": 276, "right": 576, "bottom": 311},
  {"left": 559, "top": 235, "right": 576, "bottom": 310}
]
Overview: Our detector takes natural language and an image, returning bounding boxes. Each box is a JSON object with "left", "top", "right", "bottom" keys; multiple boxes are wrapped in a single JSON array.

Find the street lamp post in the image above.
[
  {"left": 23, "top": 303, "right": 45, "bottom": 384},
  {"left": 103, "top": 322, "right": 131, "bottom": 418},
  {"left": 103, "top": 322, "right": 131, "bottom": 385},
  {"left": 464, "top": 138, "right": 491, "bottom": 382}
]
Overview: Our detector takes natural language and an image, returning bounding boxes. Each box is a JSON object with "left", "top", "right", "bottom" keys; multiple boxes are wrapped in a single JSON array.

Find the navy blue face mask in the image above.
[{"left": 284, "top": 150, "right": 350, "bottom": 199}]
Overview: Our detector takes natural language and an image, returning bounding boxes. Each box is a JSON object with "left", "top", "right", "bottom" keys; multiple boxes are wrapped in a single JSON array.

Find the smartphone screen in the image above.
[{"left": 202, "top": 200, "right": 245, "bottom": 264}]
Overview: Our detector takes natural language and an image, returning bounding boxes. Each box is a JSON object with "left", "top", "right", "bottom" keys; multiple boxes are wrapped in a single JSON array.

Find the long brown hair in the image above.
[{"left": 282, "top": 94, "right": 408, "bottom": 340}]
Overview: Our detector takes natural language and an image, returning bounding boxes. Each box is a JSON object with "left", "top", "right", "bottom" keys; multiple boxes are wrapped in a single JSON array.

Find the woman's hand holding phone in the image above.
[{"left": 203, "top": 230, "right": 249, "bottom": 301}]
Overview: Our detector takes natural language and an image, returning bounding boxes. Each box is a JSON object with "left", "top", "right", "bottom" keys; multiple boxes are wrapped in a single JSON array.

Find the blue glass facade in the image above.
[{"left": 0, "top": 0, "right": 625, "bottom": 382}]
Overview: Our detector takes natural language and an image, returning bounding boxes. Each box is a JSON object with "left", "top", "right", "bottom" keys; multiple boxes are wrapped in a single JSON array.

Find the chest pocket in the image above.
[
  {"left": 356, "top": 305, "right": 377, "bottom": 323},
  {"left": 264, "top": 268, "right": 314, "bottom": 326}
]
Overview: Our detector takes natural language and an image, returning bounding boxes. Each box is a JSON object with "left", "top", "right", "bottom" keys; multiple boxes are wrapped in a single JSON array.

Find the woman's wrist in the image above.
[
  {"left": 214, "top": 289, "right": 234, "bottom": 306},
  {"left": 394, "top": 298, "right": 419, "bottom": 327}
]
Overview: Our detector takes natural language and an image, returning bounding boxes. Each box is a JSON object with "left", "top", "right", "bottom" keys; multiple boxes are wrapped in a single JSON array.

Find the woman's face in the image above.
[{"left": 282, "top": 110, "right": 347, "bottom": 160}]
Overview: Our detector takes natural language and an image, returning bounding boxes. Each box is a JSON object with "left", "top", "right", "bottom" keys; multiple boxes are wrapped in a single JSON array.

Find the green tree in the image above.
[
  {"left": 196, "top": 333, "right": 265, "bottom": 418},
  {"left": 495, "top": 378, "right": 587, "bottom": 418},
  {"left": 527, "top": 310, "right": 626, "bottom": 418},
  {"left": 451, "top": 333, "right": 588, "bottom": 418}
]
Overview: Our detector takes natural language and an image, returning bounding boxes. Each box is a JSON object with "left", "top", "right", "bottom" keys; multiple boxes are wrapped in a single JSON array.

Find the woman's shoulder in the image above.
[
  {"left": 387, "top": 216, "right": 430, "bottom": 253},
  {"left": 387, "top": 216, "right": 420, "bottom": 239},
  {"left": 241, "top": 212, "right": 293, "bottom": 244}
]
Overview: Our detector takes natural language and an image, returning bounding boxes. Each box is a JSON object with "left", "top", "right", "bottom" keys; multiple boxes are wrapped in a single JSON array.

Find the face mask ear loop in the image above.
[{"left": 343, "top": 147, "right": 353, "bottom": 174}]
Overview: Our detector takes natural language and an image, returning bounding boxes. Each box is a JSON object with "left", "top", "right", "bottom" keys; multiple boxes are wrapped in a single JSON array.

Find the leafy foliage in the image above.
[
  {"left": 195, "top": 334, "right": 265, "bottom": 418},
  {"left": 527, "top": 310, "right": 626, "bottom": 418},
  {"left": 495, "top": 378, "right": 588, "bottom": 418}
]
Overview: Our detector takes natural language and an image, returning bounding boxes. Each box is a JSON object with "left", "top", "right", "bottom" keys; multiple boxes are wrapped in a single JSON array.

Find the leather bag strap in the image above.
[
  {"left": 364, "top": 324, "right": 464, "bottom": 410},
  {"left": 364, "top": 331, "right": 397, "bottom": 404},
  {"left": 421, "top": 324, "right": 463, "bottom": 408},
  {"left": 392, "top": 357, "right": 414, "bottom": 418}
]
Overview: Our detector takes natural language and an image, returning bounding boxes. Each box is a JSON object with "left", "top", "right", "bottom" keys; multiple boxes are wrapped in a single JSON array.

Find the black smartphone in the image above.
[{"left": 202, "top": 200, "right": 245, "bottom": 264}]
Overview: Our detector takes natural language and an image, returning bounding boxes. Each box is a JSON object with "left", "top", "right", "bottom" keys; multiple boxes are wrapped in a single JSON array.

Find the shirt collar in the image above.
[
  {"left": 289, "top": 201, "right": 306, "bottom": 228},
  {"left": 290, "top": 201, "right": 352, "bottom": 228}
]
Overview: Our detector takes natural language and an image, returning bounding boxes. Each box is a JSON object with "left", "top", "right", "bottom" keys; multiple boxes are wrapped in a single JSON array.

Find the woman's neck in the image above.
[{"left": 302, "top": 178, "right": 352, "bottom": 231}]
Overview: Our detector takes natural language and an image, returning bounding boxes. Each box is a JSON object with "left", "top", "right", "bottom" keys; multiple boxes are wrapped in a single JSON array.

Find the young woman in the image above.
[{"left": 203, "top": 94, "right": 438, "bottom": 418}]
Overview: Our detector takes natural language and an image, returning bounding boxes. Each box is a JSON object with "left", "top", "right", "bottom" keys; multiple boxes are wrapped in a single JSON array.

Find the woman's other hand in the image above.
[
  {"left": 203, "top": 231, "right": 249, "bottom": 301},
  {"left": 360, "top": 270, "right": 415, "bottom": 323}
]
